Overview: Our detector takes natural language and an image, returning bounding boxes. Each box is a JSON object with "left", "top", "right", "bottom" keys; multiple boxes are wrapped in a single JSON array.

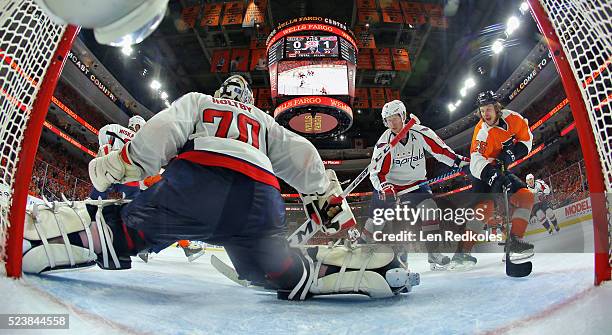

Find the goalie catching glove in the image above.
[
  {"left": 89, "top": 142, "right": 143, "bottom": 192},
  {"left": 300, "top": 169, "right": 356, "bottom": 235}
]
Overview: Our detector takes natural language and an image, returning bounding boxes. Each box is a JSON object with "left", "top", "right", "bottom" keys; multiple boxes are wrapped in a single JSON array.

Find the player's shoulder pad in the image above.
[
  {"left": 474, "top": 121, "right": 490, "bottom": 142},
  {"left": 412, "top": 124, "right": 430, "bottom": 132},
  {"left": 375, "top": 129, "right": 393, "bottom": 148},
  {"left": 501, "top": 109, "right": 526, "bottom": 121}
]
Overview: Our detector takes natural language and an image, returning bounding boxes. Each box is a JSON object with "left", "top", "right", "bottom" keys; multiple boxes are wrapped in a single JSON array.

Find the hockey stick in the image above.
[
  {"left": 287, "top": 118, "right": 418, "bottom": 246},
  {"left": 502, "top": 180, "right": 533, "bottom": 277},
  {"left": 210, "top": 255, "right": 271, "bottom": 292},
  {"left": 394, "top": 166, "right": 467, "bottom": 199}
]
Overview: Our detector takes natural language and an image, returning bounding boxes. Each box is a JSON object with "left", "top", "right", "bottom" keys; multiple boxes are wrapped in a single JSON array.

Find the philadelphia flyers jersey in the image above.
[{"left": 470, "top": 109, "right": 533, "bottom": 180}]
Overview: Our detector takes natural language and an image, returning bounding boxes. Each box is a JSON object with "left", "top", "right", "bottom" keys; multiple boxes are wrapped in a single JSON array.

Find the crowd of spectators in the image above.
[
  {"left": 54, "top": 80, "right": 111, "bottom": 130},
  {"left": 45, "top": 112, "right": 97, "bottom": 151},
  {"left": 28, "top": 138, "right": 92, "bottom": 201}
]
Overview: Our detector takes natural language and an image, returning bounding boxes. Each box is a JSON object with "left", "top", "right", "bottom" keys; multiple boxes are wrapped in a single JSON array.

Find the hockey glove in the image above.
[
  {"left": 378, "top": 182, "right": 397, "bottom": 202},
  {"left": 498, "top": 138, "right": 529, "bottom": 168},
  {"left": 481, "top": 164, "right": 512, "bottom": 193},
  {"left": 300, "top": 170, "right": 357, "bottom": 235},
  {"left": 89, "top": 142, "right": 143, "bottom": 192},
  {"left": 453, "top": 155, "right": 470, "bottom": 169}
]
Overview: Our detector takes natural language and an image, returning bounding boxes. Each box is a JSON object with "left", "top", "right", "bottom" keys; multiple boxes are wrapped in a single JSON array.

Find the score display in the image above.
[{"left": 286, "top": 36, "right": 339, "bottom": 58}]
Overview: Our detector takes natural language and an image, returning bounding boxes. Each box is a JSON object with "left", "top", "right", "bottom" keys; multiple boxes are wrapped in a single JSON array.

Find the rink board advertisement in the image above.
[{"left": 555, "top": 197, "right": 593, "bottom": 223}]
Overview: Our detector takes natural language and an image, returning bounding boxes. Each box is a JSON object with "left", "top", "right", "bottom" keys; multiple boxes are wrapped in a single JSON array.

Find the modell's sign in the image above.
[
  {"left": 555, "top": 197, "right": 592, "bottom": 223},
  {"left": 67, "top": 50, "right": 118, "bottom": 103}
]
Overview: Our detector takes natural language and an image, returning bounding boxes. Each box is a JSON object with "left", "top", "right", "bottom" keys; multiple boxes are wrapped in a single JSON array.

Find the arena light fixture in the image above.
[
  {"left": 150, "top": 79, "right": 161, "bottom": 90},
  {"left": 505, "top": 16, "right": 521, "bottom": 35},
  {"left": 121, "top": 45, "right": 132, "bottom": 56},
  {"left": 340, "top": 135, "right": 345, "bottom": 140},
  {"left": 464, "top": 77, "right": 476, "bottom": 89},
  {"left": 519, "top": 2, "right": 529, "bottom": 13},
  {"left": 455, "top": 99, "right": 462, "bottom": 106},
  {"left": 448, "top": 103, "right": 456, "bottom": 112},
  {"left": 460, "top": 87, "right": 467, "bottom": 97},
  {"left": 164, "top": 100, "right": 170, "bottom": 108},
  {"left": 160, "top": 91, "right": 168, "bottom": 100},
  {"left": 492, "top": 39, "right": 505, "bottom": 54}
]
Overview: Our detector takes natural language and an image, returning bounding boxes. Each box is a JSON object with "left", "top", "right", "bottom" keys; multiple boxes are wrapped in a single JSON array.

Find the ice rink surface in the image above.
[{"left": 2, "top": 218, "right": 611, "bottom": 335}]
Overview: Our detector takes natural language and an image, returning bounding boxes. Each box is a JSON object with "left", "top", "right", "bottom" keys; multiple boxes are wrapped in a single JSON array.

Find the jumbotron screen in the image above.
[
  {"left": 277, "top": 62, "right": 348, "bottom": 95},
  {"left": 285, "top": 36, "right": 339, "bottom": 58}
]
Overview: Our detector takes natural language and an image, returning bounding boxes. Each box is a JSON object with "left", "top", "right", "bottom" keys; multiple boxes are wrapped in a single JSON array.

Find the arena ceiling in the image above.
[{"left": 80, "top": 0, "right": 542, "bottom": 148}]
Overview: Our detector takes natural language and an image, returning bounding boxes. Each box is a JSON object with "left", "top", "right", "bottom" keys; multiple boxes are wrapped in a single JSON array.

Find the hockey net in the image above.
[
  {"left": 531, "top": 0, "right": 612, "bottom": 283},
  {"left": 0, "top": 0, "right": 73, "bottom": 276}
]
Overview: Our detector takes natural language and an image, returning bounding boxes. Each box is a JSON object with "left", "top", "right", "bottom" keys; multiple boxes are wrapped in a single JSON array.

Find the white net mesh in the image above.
[
  {"left": 0, "top": 0, "right": 66, "bottom": 274},
  {"left": 538, "top": 0, "right": 612, "bottom": 269}
]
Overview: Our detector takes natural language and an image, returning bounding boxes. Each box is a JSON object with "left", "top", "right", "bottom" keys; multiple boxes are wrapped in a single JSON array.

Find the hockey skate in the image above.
[
  {"left": 506, "top": 235, "right": 534, "bottom": 261},
  {"left": 137, "top": 252, "right": 149, "bottom": 263},
  {"left": 385, "top": 268, "right": 421, "bottom": 293},
  {"left": 551, "top": 220, "right": 560, "bottom": 233},
  {"left": 428, "top": 252, "right": 451, "bottom": 271},
  {"left": 449, "top": 252, "right": 477, "bottom": 271},
  {"left": 182, "top": 243, "right": 206, "bottom": 262},
  {"left": 542, "top": 221, "right": 554, "bottom": 234}
]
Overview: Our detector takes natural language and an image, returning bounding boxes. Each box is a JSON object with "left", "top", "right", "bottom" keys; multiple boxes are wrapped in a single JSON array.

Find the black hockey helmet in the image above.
[{"left": 476, "top": 91, "right": 500, "bottom": 107}]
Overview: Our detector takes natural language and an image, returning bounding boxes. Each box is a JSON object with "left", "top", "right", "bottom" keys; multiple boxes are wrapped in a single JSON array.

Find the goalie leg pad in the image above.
[
  {"left": 22, "top": 201, "right": 97, "bottom": 274},
  {"left": 303, "top": 245, "right": 418, "bottom": 299}
]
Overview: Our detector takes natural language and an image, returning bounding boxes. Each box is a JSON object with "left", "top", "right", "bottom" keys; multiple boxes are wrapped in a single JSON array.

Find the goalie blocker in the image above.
[{"left": 20, "top": 164, "right": 417, "bottom": 299}]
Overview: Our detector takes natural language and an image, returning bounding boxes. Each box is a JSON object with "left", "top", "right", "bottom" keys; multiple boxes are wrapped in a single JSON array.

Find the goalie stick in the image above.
[
  {"left": 287, "top": 118, "right": 418, "bottom": 246},
  {"left": 210, "top": 255, "right": 271, "bottom": 292}
]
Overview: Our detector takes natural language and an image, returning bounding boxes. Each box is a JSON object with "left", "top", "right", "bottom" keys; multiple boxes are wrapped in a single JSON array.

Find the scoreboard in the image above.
[
  {"left": 286, "top": 36, "right": 339, "bottom": 58},
  {"left": 266, "top": 17, "right": 357, "bottom": 138}
]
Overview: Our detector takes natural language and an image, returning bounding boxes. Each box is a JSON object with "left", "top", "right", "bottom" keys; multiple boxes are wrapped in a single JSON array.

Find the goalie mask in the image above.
[
  {"left": 381, "top": 100, "right": 407, "bottom": 127},
  {"left": 214, "top": 75, "right": 254, "bottom": 105},
  {"left": 128, "top": 115, "right": 146, "bottom": 132}
]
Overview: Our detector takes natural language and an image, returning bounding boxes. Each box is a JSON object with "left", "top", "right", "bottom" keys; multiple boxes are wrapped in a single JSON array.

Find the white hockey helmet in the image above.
[
  {"left": 381, "top": 100, "right": 407, "bottom": 127},
  {"left": 526, "top": 173, "right": 535, "bottom": 181},
  {"left": 214, "top": 75, "right": 254, "bottom": 105},
  {"left": 128, "top": 115, "right": 146, "bottom": 132}
]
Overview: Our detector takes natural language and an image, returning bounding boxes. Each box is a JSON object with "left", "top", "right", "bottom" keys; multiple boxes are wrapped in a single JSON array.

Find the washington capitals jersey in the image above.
[
  {"left": 123, "top": 92, "right": 328, "bottom": 194},
  {"left": 528, "top": 179, "right": 551, "bottom": 202},
  {"left": 369, "top": 125, "right": 461, "bottom": 190},
  {"left": 98, "top": 124, "right": 135, "bottom": 151}
]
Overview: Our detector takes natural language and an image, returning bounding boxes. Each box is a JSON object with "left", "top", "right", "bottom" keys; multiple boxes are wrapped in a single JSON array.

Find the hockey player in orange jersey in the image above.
[{"left": 453, "top": 91, "right": 535, "bottom": 267}]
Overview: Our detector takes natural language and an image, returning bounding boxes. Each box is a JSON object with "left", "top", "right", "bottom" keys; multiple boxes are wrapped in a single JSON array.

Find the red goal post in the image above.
[
  {"left": 528, "top": 0, "right": 612, "bottom": 285},
  {"left": 0, "top": 0, "right": 78, "bottom": 277}
]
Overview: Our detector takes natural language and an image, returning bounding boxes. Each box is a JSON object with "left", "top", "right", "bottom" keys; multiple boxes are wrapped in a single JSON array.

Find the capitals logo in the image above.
[{"left": 393, "top": 151, "right": 424, "bottom": 167}]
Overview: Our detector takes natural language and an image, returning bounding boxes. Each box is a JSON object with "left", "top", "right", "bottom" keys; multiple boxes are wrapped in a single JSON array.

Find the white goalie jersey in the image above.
[
  {"left": 369, "top": 125, "right": 462, "bottom": 190},
  {"left": 122, "top": 92, "right": 328, "bottom": 194}
]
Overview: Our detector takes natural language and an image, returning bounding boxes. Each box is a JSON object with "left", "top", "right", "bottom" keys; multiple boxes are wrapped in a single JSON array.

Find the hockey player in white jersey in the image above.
[
  {"left": 526, "top": 174, "right": 559, "bottom": 233},
  {"left": 21, "top": 75, "right": 419, "bottom": 299},
  {"left": 362, "top": 100, "right": 469, "bottom": 270},
  {"left": 91, "top": 115, "right": 146, "bottom": 200}
]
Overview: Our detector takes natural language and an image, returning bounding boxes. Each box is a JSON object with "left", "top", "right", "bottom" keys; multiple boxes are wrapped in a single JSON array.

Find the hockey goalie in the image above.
[{"left": 20, "top": 75, "right": 419, "bottom": 300}]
